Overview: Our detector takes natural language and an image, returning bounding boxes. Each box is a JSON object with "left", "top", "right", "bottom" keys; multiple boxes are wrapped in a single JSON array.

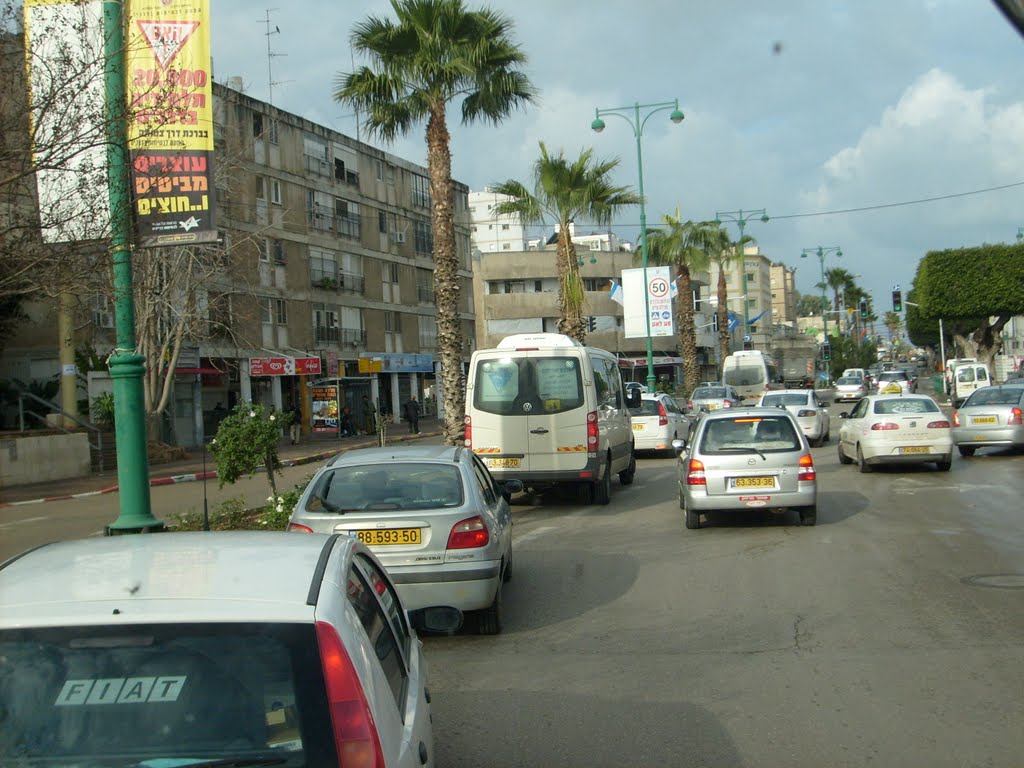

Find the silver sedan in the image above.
[{"left": 951, "top": 384, "right": 1024, "bottom": 456}]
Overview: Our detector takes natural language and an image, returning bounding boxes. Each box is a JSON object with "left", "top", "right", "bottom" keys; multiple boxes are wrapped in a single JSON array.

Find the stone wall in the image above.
[{"left": 0, "top": 433, "right": 91, "bottom": 488}]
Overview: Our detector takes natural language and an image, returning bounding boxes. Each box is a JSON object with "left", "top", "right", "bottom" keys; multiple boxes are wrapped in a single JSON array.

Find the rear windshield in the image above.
[
  {"left": 761, "top": 393, "right": 810, "bottom": 407},
  {"left": 692, "top": 387, "right": 727, "bottom": 399},
  {"left": 629, "top": 399, "right": 663, "bottom": 417},
  {"left": 965, "top": 388, "right": 1024, "bottom": 406},
  {"left": 837, "top": 377, "right": 863, "bottom": 385},
  {"left": 878, "top": 372, "right": 908, "bottom": 381},
  {"left": 699, "top": 415, "right": 800, "bottom": 453},
  {"left": 305, "top": 462, "right": 463, "bottom": 512},
  {"left": 872, "top": 398, "right": 939, "bottom": 414},
  {"left": 473, "top": 356, "right": 587, "bottom": 416},
  {"left": 0, "top": 623, "right": 334, "bottom": 767}
]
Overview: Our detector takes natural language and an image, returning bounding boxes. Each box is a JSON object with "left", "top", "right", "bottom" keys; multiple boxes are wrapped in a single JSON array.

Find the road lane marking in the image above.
[
  {"left": 0, "top": 515, "right": 49, "bottom": 529},
  {"left": 514, "top": 525, "right": 556, "bottom": 545}
]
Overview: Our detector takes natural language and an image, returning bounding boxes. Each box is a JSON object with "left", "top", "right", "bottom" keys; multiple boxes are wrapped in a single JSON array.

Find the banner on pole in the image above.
[{"left": 126, "top": 0, "right": 217, "bottom": 247}]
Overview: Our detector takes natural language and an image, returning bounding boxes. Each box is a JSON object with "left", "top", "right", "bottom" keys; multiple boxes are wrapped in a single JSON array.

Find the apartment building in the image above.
[
  {"left": 770, "top": 262, "right": 798, "bottom": 329},
  {"left": 468, "top": 189, "right": 529, "bottom": 252},
  {"left": 1, "top": 81, "right": 474, "bottom": 446},
  {"left": 706, "top": 244, "right": 777, "bottom": 351}
]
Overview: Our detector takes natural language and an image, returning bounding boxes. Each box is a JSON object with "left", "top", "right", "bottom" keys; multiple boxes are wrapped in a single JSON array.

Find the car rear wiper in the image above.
[
  {"left": 138, "top": 758, "right": 289, "bottom": 768},
  {"left": 717, "top": 446, "right": 767, "bottom": 460}
]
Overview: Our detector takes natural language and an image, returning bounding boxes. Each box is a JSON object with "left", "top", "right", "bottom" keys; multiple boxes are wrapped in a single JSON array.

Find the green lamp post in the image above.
[
  {"left": 591, "top": 100, "right": 684, "bottom": 390},
  {"left": 713, "top": 209, "right": 769, "bottom": 348},
  {"left": 800, "top": 246, "right": 843, "bottom": 383}
]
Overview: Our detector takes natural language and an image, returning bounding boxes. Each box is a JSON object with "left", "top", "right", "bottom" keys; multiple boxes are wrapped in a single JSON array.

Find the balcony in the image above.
[
  {"left": 340, "top": 328, "right": 366, "bottom": 346},
  {"left": 338, "top": 272, "right": 365, "bottom": 294},
  {"left": 315, "top": 325, "right": 340, "bottom": 343},
  {"left": 336, "top": 212, "right": 361, "bottom": 240}
]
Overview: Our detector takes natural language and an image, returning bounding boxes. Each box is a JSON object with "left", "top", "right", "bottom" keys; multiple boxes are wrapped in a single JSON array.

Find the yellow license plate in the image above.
[
  {"left": 972, "top": 417, "right": 996, "bottom": 425},
  {"left": 355, "top": 528, "right": 421, "bottom": 546},
  {"left": 900, "top": 446, "right": 929, "bottom": 454},
  {"left": 488, "top": 457, "right": 521, "bottom": 468},
  {"left": 706, "top": 404, "right": 718, "bottom": 410},
  {"left": 632, "top": 423, "right": 644, "bottom": 430},
  {"left": 734, "top": 476, "right": 775, "bottom": 488}
]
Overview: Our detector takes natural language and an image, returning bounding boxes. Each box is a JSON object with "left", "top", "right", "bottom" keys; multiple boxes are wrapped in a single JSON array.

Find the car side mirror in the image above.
[
  {"left": 839, "top": 411, "right": 850, "bottom": 419},
  {"left": 625, "top": 388, "right": 641, "bottom": 409},
  {"left": 500, "top": 478, "right": 524, "bottom": 501},
  {"left": 672, "top": 437, "right": 687, "bottom": 456}
]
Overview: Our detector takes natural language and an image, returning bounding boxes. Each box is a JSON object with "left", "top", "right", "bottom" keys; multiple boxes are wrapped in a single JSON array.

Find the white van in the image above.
[
  {"left": 465, "top": 333, "right": 639, "bottom": 504},
  {"left": 950, "top": 361, "right": 992, "bottom": 407}
]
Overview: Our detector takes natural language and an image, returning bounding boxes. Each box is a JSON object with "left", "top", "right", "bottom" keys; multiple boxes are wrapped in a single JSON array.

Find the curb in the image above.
[{"left": 0, "top": 430, "right": 442, "bottom": 508}]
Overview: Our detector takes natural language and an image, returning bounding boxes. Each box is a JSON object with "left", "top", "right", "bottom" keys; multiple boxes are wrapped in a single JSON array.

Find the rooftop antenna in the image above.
[
  {"left": 334, "top": 48, "right": 362, "bottom": 142},
  {"left": 259, "top": 9, "right": 290, "bottom": 104}
]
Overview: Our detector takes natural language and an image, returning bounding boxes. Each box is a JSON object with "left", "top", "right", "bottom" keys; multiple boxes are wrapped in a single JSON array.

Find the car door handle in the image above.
[{"left": 530, "top": 427, "right": 549, "bottom": 434}]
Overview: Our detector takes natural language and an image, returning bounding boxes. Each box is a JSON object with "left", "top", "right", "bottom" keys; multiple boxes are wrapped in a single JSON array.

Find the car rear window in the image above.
[
  {"left": 965, "top": 388, "right": 1024, "bottom": 406},
  {"left": 0, "top": 623, "right": 335, "bottom": 767},
  {"left": 693, "top": 387, "right": 727, "bottom": 399},
  {"left": 629, "top": 399, "right": 662, "bottom": 417},
  {"left": 878, "top": 372, "right": 907, "bottom": 381},
  {"left": 305, "top": 462, "right": 463, "bottom": 512},
  {"left": 473, "top": 356, "right": 585, "bottom": 416},
  {"left": 761, "top": 393, "right": 810, "bottom": 407},
  {"left": 699, "top": 415, "right": 800, "bottom": 453},
  {"left": 872, "top": 398, "right": 939, "bottom": 414},
  {"left": 836, "top": 377, "right": 863, "bottom": 385}
]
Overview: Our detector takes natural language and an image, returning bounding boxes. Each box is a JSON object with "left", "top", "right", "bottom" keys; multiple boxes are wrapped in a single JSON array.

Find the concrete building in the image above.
[
  {"left": 706, "top": 244, "right": 775, "bottom": 351},
  {"left": 468, "top": 189, "right": 529, "bottom": 253},
  {"left": 770, "top": 262, "right": 798, "bottom": 328}
]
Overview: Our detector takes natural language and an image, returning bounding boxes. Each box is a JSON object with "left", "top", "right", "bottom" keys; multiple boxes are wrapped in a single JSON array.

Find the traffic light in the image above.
[
  {"left": 822, "top": 342, "right": 831, "bottom": 361},
  {"left": 587, "top": 316, "right": 597, "bottom": 332},
  {"left": 892, "top": 290, "right": 902, "bottom": 312},
  {"left": 859, "top": 298, "right": 868, "bottom": 319}
]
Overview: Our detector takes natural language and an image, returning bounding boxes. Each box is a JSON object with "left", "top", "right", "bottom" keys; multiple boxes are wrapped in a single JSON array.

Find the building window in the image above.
[
  {"left": 270, "top": 179, "right": 282, "bottom": 205},
  {"left": 90, "top": 295, "right": 113, "bottom": 328},
  {"left": 419, "top": 315, "right": 437, "bottom": 349},
  {"left": 258, "top": 238, "right": 269, "bottom": 262},
  {"left": 384, "top": 311, "right": 401, "bottom": 333},
  {"left": 252, "top": 112, "right": 263, "bottom": 138},
  {"left": 411, "top": 174, "right": 430, "bottom": 208},
  {"left": 534, "top": 280, "right": 542, "bottom": 292},
  {"left": 383, "top": 262, "right": 399, "bottom": 284},
  {"left": 255, "top": 177, "right": 265, "bottom": 200},
  {"left": 339, "top": 253, "right": 364, "bottom": 294},
  {"left": 335, "top": 199, "right": 361, "bottom": 239},
  {"left": 310, "top": 248, "right": 337, "bottom": 285},
  {"left": 503, "top": 280, "right": 525, "bottom": 294},
  {"left": 378, "top": 210, "right": 387, "bottom": 234},
  {"left": 313, "top": 302, "right": 340, "bottom": 343},
  {"left": 303, "top": 134, "right": 330, "bottom": 177},
  {"left": 275, "top": 298, "right": 287, "bottom": 325},
  {"left": 414, "top": 221, "right": 432, "bottom": 255},
  {"left": 501, "top": 223, "right": 510, "bottom": 230},
  {"left": 375, "top": 159, "right": 385, "bottom": 181},
  {"left": 267, "top": 118, "right": 279, "bottom": 144},
  {"left": 416, "top": 269, "right": 434, "bottom": 303},
  {"left": 272, "top": 239, "right": 285, "bottom": 264},
  {"left": 583, "top": 278, "right": 605, "bottom": 291}
]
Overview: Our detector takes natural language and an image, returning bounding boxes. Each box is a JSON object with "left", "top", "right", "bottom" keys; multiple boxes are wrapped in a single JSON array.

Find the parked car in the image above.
[
  {"left": 874, "top": 370, "right": 917, "bottom": 395},
  {"left": 951, "top": 384, "right": 1024, "bottom": 456},
  {"left": 837, "top": 394, "right": 953, "bottom": 472},
  {"left": 629, "top": 392, "right": 691, "bottom": 454},
  {"left": 687, "top": 385, "right": 742, "bottom": 413},
  {"left": 0, "top": 532, "right": 458, "bottom": 768},
  {"left": 758, "top": 388, "right": 831, "bottom": 446},
  {"left": 672, "top": 406, "right": 818, "bottom": 529},
  {"left": 289, "top": 445, "right": 518, "bottom": 634},
  {"left": 834, "top": 375, "right": 869, "bottom": 404}
]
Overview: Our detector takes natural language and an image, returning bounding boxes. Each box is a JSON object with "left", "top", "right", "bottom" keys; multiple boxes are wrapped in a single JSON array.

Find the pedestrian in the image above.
[
  {"left": 403, "top": 394, "right": 421, "bottom": 434},
  {"left": 362, "top": 395, "right": 377, "bottom": 435},
  {"left": 339, "top": 406, "right": 355, "bottom": 437},
  {"left": 290, "top": 402, "right": 302, "bottom": 445}
]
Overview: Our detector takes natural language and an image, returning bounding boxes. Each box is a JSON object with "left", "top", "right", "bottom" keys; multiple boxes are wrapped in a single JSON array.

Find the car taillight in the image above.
[
  {"left": 463, "top": 414, "right": 472, "bottom": 448},
  {"left": 870, "top": 422, "right": 900, "bottom": 430},
  {"left": 315, "top": 621, "right": 386, "bottom": 768},
  {"left": 686, "top": 458, "right": 706, "bottom": 485},
  {"left": 927, "top": 420, "right": 950, "bottom": 429},
  {"left": 447, "top": 515, "right": 489, "bottom": 549},
  {"left": 657, "top": 402, "right": 668, "bottom": 426},
  {"left": 1009, "top": 407, "right": 1023, "bottom": 426},
  {"left": 587, "top": 410, "right": 599, "bottom": 449},
  {"left": 797, "top": 409, "right": 816, "bottom": 417},
  {"left": 952, "top": 410, "right": 961, "bottom": 427},
  {"left": 288, "top": 523, "right": 314, "bottom": 533},
  {"left": 723, "top": 400, "right": 733, "bottom": 408},
  {"left": 798, "top": 453, "right": 816, "bottom": 482},
  {"left": 687, "top": 400, "right": 694, "bottom": 410}
]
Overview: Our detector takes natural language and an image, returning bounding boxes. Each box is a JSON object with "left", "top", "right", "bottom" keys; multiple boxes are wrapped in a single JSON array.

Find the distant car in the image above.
[
  {"left": 629, "top": 392, "right": 691, "bottom": 454},
  {"left": 1005, "top": 368, "right": 1024, "bottom": 383},
  {"left": 834, "top": 375, "right": 869, "bottom": 404},
  {"left": 0, "top": 532, "right": 457, "bottom": 768},
  {"left": 289, "top": 445, "right": 518, "bottom": 634},
  {"left": 673, "top": 406, "right": 818, "bottom": 529},
  {"left": 874, "top": 370, "right": 916, "bottom": 395},
  {"left": 624, "top": 382, "right": 648, "bottom": 396},
  {"left": 758, "top": 388, "right": 831, "bottom": 446},
  {"left": 951, "top": 384, "right": 1024, "bottom": 456},
  {"left": 687, "top": 385, "right": 741, "bottom": 413},
  {"left": 837, "top": 394, "right": 952, "bottom": 472}
]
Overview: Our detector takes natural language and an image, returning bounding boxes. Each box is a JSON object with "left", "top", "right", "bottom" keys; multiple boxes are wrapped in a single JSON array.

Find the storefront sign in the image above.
[
  {"left": 249, "top": 357, "right": 321, "bottom": 376},
  {"left": 358, "top": 353, "right": 434, "bottom": 373},
  {"left": 311, "top": 385, "right": 339, "bottom": 433}
]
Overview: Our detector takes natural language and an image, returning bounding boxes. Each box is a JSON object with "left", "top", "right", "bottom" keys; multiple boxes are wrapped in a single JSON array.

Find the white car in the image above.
[
  {"left": 837, "top": 394, "right": 953, "bottom": 472},
  {"left": 629, "top": 392, "right": 691, "bottom": 453},
  {"left": 758, "top": 389, "right": 831, "bottom": 446},
  {"left": 0, "top": 532, "right": 459, "bottom": 768}
]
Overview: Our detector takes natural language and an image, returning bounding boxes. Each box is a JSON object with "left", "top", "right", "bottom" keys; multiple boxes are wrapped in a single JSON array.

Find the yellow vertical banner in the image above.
[{"left": 126, "top": 0, "right": 216, "bottom": 247}]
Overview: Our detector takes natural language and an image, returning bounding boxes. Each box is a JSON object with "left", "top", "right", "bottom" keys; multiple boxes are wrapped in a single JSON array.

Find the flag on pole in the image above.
[{"left": 608, "top": 280, "right": 624, "bottom": 306}]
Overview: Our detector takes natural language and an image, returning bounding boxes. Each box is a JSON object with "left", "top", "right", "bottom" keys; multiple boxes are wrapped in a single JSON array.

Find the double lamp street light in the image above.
[
  {"left": 592, "top": 100, "right": 684, "bottom": 391},
  {"left": 800, "top": 246, "right": 843, "bottom": 366},
  {"left": 714, "top": 208, "right": 769, "bottom": 344}
]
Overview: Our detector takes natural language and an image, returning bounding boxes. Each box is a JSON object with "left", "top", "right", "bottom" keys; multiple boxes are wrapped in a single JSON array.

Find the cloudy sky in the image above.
[{"left": 209, "top": 0, "right": 1024, "bottom": 315}]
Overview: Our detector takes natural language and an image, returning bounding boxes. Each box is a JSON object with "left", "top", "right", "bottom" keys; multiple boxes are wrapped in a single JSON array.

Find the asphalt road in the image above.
[{"left": 3, "top": 399, "right": 1023, "bottom": 767}]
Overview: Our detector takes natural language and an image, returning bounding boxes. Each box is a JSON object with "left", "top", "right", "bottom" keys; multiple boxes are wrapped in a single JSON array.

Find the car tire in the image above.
[
  {"left": 619, "top": 448, "right": 637, "bottom": 486},
  {"left": 685, "top": 504, "right": 701, "bottom": 530},
  {"left": 936, "top": 457, "right": 952, "bottom": 472},
  {"left": 838, "top": 441, "right": 853, "bottom": 465},
  {"left": 593, "top": 460, "right": 612, "bottom": 505},
  {"left": 475, "top": 582, "right": 503, "bottom": 635},
  {"left": 799, "top": 506, "right": 817, "bottom": 526},
  {"left": 857, "top": 444, "right": 873, "bottom": 473},
  {"left": 958, "top": 446, "right": 975, "bottom": 457}
]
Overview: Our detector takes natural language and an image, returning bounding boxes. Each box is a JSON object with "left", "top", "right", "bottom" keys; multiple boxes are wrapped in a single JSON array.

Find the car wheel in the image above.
[
  {"left": 619, "top": 448, "right": 637, "bottom": 486},
  {"left": 958, "top": 446, "right": 975, "bottom": 457},
  {"left": 474, "top": 582, "right": 503, "bottom": 635},
  {"left": 936, "top": 457, "right": 952, "bottom": 472},
  {"left": 685, "top": 505, "right": 701, "bottom": 530},
  {"left": 838, "top": 441, "right": 853, "bottom": 465},
  {"left": 857, "top": 444, "right": 873, "bottom": 473},
  {"left": 593, "top": 460, "right": 612, "bottom": 505},
  {"left": 799, "top": 506, "right": 817, "bottom": 526}
]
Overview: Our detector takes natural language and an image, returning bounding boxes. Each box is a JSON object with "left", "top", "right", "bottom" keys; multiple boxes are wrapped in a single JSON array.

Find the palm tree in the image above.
[
  {"left": 490, "top": 143, "right": 640, "bottom": 342},
  {"left": 334, "top": 0, "right": 536, "bottom": 445},
  {"left": 708, "top": 228, "right": 751, "bottom": 375},
  {"left": 825, "top": 267, "right": 855, "bottom": 314},
  {"left": 644, "top": 213, "right": 717, "bottom": 395}
]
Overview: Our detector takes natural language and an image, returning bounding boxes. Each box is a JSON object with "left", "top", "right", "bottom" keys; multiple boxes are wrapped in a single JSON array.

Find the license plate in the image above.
[
  {"left": 972, "top": 417, "right": 996, "bottom": 425},
  {"left": 733, "top": 476, "right": 775, "bottom": 488},
  {"left": 632, "top": 423, "right": 644, "bottom": 430},
  {"left": 900, "top": 446, "right": 929, "bottom": 454},
  {"left": 488, "top": 457, "right": 521, "bottom": 468},
  {"left": 354, "top": 528, "right": 421, "bottom": 546},
  {"left": 706, "top": 404, "right": 718, "bottom": 410}
]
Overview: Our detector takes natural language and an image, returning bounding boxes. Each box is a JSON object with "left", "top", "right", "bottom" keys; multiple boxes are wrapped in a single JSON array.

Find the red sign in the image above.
[
  {"left": 249, "top": 357, "right": 322, "bottom": 376},
  {"left": 295, "top": 357, "right": 322, "bottom": 375}
]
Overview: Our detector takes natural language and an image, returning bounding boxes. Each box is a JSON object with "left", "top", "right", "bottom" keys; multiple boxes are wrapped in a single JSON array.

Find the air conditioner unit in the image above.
[{"left": 392, "top": 231, "right": 406, "bottom": 243}]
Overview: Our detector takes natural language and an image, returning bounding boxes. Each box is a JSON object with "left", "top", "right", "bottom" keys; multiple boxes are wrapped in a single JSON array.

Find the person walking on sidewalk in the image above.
[
  {"left": 404, "top": 395, "right": 421, "bottom": 434},
  {"left": 290, "top": 402, "right": 302, "bottom": 445},
  {"left": 362, "top": 395, "right": 377, "bottom": 436}
]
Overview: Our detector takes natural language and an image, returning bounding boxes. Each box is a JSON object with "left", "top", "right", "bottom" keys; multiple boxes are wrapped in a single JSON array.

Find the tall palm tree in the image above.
[
  {"left": 334, "top": 0, "right": 536, "bottom": 445},
  {"left": 490, "top": 143, "right": 640, "bottom": 342},
  {"left": 825, "top": 266, "right": 855, "bottom": 314},
  {"left": 708, "top": 228, "right": 751, "bottom": 376},
  {"left": 644, "top": 212, "right": 717, "bottom": 395}
]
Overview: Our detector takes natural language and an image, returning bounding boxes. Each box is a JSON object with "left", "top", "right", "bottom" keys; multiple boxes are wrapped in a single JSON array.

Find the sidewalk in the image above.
[{"left": 0, "top": 418, "right": 446, "bottom": 507}]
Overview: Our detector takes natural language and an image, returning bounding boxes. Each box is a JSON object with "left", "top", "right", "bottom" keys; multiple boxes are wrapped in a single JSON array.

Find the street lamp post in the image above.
[
  {"left": 592, "top": 100, "right": 684, "bottom": 390},
  {"left": 713, "top": 209, "right": 769, "bottom": 348},
  {"left": 800, "top": 246, "right": 842, "bottom": 378}
]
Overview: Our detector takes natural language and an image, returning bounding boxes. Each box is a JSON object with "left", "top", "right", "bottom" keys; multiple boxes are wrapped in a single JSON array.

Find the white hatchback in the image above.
[
  {"left": 0, "top": 532, "right": 458, "bottom": 768},
  {"left": 758, "top": 389, "right": 831, "bottom": 446},
  {"left": 837, "top": 394, "right": 953, "bottom": 472},
  {"left": 629, "top": 392, "right": 691, "bottom": 454}
]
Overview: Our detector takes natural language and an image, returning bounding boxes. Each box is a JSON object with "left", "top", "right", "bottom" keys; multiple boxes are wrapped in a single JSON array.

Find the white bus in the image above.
[{"left": 721, "top": 350, "right": 781, "bottom": 404}]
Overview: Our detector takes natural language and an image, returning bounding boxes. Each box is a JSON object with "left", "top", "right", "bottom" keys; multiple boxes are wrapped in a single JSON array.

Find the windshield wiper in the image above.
[
  {"left": 717, "top": 446, "right": 767, "bottom": 460},
  {"left": 140, "top": 757, "right": 289, "bottom": 768}
]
